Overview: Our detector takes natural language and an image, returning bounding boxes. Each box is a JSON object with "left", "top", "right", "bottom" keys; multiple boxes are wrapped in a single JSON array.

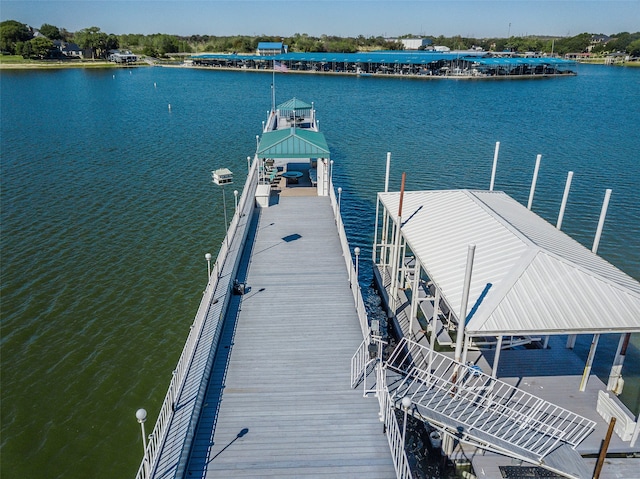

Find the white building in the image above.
[{"left": 401, "top": 38, "right": 432, "bottom": 50}]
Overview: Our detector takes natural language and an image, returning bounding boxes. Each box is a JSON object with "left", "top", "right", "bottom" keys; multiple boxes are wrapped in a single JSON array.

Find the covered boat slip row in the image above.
[
  {"left": 370, "top": 187, "right": 640, "bottom": 478},
  {"left": 190, "top": 51, "right": 576, "bottom": 77}
]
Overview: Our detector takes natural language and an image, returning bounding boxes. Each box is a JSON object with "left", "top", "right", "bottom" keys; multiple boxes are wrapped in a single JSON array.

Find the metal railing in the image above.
[
  {"left": 350, "top": 338, "right": 413, "bottom": 479},
  {"left": 135, "top": 157, "right": 259, "bottom": 479},
  {"left": 387, "top": 338, "right": 596, "bottom": 461},
  {"left": 377, "top": 361, "right": 414, "bottom": 479},
  {"left": 329, "top": 179, "right": 369, "bottom": 339}
]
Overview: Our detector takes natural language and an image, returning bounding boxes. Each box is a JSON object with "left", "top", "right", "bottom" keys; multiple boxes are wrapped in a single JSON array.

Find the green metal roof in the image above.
[
  {"left": 257, "top": 128, "right": 330, "bottom": 159},
  {"left": 277, "top": 98, "right": 312, "bottom": 111}
]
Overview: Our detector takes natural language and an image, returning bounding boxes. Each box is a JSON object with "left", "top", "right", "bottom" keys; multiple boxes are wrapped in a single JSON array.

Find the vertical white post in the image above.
[
  {"left": 428, "top": 288, "right": 440, "bottom": 373},
  {"left": 338, "top": 187, "right": 342, "bottom": 212},
  {"left": 489, "top": 141, "right": 500, "bottom": 191},
  {"left": 354, "top": 247, "right": 360, "bottom": 280},
  {"left": 330, "top": 160, "right": 334, "bottom": 184},
  {"left": 390, "top": 224, "right": 402, "bottom": 312},
  {"left": 381, "top": 209, "right": 389, "bottom": 266},
  {"left": 390, "top": 173, "right": 406, "bottom": 313},
  {"left": 492, "top": 335, "right": 503, "bottom": 378},
  {"left": 256, "top": 134, "right": 260, "bottom": 150},
  {"left": 454, "top": 245, "right": 476, "bottom": 368},
  {"left": 527, "top": 154, "right": 542, "bottom": 210},
  {"left": 461, "top": 334, "right": 471, "bottom": 367},
  {"left": 373, "top": 197, "right": 380, "bottom": 263},
  {"left": 409, "top": 258, "right": 421, "bottom": 340},
  {"left": 556, "top": 171, "right": 574, "bottom": 230},
  {"left": 384, "top": 152, "right": 391, "bottom": 193},
  {"left": 592, "top": 189, "right": 612, "bottom": 253},
  {"left": 234, "top": 190, "right": 238, "bottom": 214},
  {"left": 607, "top": 333, "right": 630, "bottom": 393},
  {"left": 580, "top": 334, "right": 600, "bottom": 391},
  {"left": 247, "top": 156, "right": 251, "bottom": 172}
]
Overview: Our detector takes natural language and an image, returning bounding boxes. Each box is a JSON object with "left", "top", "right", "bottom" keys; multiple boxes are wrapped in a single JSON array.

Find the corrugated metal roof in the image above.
[
  {"left": 257, "top": 128, "right": 330, "bottom": 158},
  {"left": 257, "top": 42, "right": 283, "bottom": 49},
  {"left": 191, "top": 51, "right": 576, "bottom": 68},
  {"left": 378, "top": 189, "right": 640, "bottom": 336},
  {"left": 277, "top": 98, "right": 312, "bottom": 111}
]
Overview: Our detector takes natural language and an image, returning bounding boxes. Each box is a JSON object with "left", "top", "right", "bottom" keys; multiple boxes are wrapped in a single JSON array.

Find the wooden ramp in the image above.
[{"left": 185, "top": 196, "right": 395, "bottom": 477}]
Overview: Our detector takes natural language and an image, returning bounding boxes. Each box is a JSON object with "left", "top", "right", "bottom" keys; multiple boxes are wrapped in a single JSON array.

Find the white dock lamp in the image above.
[
  {"left": 401, "top": 396, "right": 412, "bottom": 450},
  {"left": 212, "top": 168, "right": 233, "bottom": 246},
  {"left": 205, "top": 253, "right": 212, "bottom": 279},
  {"left": 136, "top": 408, "right": 147, "bottom": 452},
  {"left": 354, "top": 247, "right": 360, "bottom": 280}
]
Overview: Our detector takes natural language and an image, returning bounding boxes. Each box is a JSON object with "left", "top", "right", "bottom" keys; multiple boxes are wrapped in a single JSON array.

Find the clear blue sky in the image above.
[{"left": 2, "top": 1, "right": 638, "bottom": 38}]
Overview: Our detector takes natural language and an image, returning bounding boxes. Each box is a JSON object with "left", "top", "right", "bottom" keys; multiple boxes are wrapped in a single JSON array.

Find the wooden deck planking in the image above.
[{"left": 185, "top": 196, "right": 395, "bottom": 478}]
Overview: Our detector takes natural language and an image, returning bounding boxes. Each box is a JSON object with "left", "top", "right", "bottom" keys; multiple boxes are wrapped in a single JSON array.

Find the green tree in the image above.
[
  {"left": 607, "top": 32, "right": 640, "bottom": 53},
  {"left": 627, "top": 39, "right": 640, "bottom": 57},
  {"left": 29, "top": 36, "right": 54, "bottom": 58},
  {"left": 554, "top": 33, "right": 591, "bottom": 55},
  {"left": 39, "top": 23, "right": 62, "bottom": 40},
  {"left": 0, "top": 20, "right": 32, "bottom": 54},
  {"left": 75, "top": 26, "right": 108, "bottom": 59}
]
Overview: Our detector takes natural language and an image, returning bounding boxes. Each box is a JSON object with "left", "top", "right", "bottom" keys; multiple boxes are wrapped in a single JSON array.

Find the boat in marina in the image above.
[{"left": 134, "top": 97, "right": 640, "bottom": 479}]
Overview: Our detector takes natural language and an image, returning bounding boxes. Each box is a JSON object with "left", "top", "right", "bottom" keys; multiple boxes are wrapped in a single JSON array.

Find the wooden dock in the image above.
[{"left": 183, "top": 195, "right": 395, "bottom": 477}]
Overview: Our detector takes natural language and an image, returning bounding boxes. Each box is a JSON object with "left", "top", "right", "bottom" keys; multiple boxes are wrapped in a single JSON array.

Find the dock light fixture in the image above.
[
  {"left": 401, "top": 396, "right": 412, "bottom": 450},
  {"left": 205, "top": 253, "right": 212, "bottom": 279},
  {"left": 212, "top": 168, "right": 234, "bottom": 247},
  {"left": 354, "top": 247, "right": 361, "bottom": 280},
  {"left": 234, "top": 190, "right": 239, "bottom": 213},
  {"left": 136, "top": 408, "right": 147, "bottom": 452},
  {"left": 337, "top": 187, "right": 342, "bottom": 211}
]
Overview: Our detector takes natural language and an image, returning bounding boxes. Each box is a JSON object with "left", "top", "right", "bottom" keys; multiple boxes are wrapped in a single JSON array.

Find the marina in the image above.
[{"left": 188, "top": 51, "right": 577, "bottom": 79}]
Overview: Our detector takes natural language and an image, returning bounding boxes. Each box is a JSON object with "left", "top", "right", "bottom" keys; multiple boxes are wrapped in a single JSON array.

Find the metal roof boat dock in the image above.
[
  {"left": 368, "top": 162, "right": 640, "bottom": 478},
  {"left": 188, "top": 51, "right": 576, "bottom": 78},
  {"left": 135, "top": 100, "right": 401, "bottom": 478}
]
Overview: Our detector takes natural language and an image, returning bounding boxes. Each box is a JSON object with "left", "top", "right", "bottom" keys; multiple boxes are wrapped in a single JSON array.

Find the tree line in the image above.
[{"left": 2, "top": 19, "right": 639, "bottom": 60}]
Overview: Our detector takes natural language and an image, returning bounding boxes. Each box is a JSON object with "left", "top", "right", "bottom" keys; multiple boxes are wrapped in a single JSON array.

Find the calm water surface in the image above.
[{"left": 1, "top": 64, "right": 639, "bottom": 478}]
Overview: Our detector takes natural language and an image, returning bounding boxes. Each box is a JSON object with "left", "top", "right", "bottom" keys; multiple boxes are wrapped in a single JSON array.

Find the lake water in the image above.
[{"left": 1, "top": 64, "right": 639, "bottom": 478}]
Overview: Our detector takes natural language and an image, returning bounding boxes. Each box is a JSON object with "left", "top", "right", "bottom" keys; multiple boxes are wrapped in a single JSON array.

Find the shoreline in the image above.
[
  {"left": 0, "top": 60, "right": 146, "bottom": 70},
  {"left": 2, "top": 59, "right": 638, "bottom": 73}
]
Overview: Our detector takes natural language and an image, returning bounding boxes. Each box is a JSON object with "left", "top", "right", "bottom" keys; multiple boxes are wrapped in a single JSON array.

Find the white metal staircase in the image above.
[{"left": 352, "top": 337, "right": 597, "bottom": 479}]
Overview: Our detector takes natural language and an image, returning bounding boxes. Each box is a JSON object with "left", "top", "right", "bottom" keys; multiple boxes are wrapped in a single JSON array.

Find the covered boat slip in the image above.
[
  {"left": 185, "top": 195, "right": 395, "bottom": 477},
  {"left": 190, "top": 51, "right": 577, "bottom": 77},
  {"left": 372, "top": 188, "right": 640, "bottom": 478}
]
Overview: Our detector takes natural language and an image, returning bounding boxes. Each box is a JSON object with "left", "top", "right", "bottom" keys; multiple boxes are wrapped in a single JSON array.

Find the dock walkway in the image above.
[{"left": 185, "top": 195, "right": 395, "bottom": 477}]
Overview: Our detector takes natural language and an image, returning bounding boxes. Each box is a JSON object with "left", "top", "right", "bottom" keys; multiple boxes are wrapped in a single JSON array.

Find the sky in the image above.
[{"left": 2, "top": 1, "right": 638, "bottom": 38}]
